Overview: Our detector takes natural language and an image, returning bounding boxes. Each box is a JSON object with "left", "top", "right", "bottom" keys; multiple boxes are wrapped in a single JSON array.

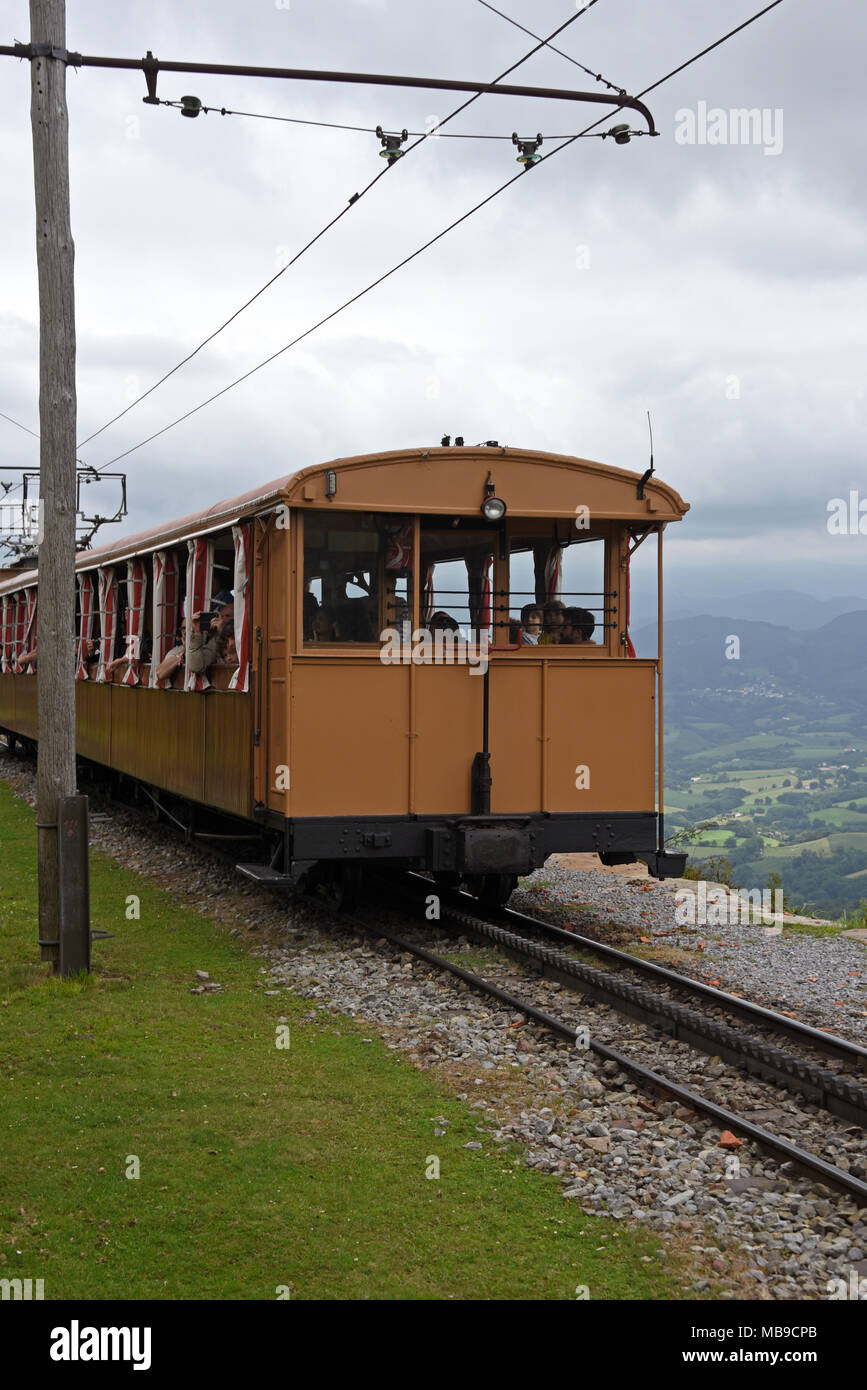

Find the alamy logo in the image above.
[
  {"left": 674, "top": 101, "right": 783, "bottom": 156},
  {"left": 49, "top": 1320, "right": 152, "bottom": 1371},
  {"left": 0, "top": 1277, "right": 44, "bottom": 1300},
  {"left": 675, "top": 883, "right": 783, "bottom": 927},
  {"left": 379, "top": 625, "right": 489, "bottom": 675}
]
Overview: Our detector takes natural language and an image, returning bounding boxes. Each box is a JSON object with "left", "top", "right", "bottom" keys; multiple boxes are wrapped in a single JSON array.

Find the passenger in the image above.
[
  {"left": 311, "top": 609, "right": 337, "bottom": 642},
  {"left": 428, "top": 611, "right": 460, "bottom": 632},
  {"left": 104, "top": 633, "right": 152, "bottom": 679},
  {"left": 537, "top": 599, "right": 566, "bottom": 645},
  {"left": 338, "top": 603, "right": 375, "bottom": 642},
  {"left": 18, "top": 645, "right": 37, "bottom": 670},
  {"left": 190, "top": 591, "right": 234, "bottom": 674},
  {"left": 155, "top": 618, "right": 187, "bottom": 683},
  {"left": 303, "top": 588, "right": 319, "bottom": 640},
  {"left": 559, "top": 606, "right": 596, "bottom": 644},
  {"left": 520, "top": 603, "right": 543, "bottom": 644},
  {"left": 222, "top": 633, "right": 239, "bottom": 667},
  {"left": 103, "top": 651, "right": 128, "bottom": 679}
]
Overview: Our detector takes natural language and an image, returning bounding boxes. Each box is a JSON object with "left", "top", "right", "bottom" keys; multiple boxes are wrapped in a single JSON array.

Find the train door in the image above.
[{"left": 252, "top": 514, "right": 291, "bottom": 815}]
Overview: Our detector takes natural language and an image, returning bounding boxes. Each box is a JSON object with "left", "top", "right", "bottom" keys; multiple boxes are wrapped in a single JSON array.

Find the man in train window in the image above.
[{"left": 190, "top": 590, "right": 234, "bottom": 674}]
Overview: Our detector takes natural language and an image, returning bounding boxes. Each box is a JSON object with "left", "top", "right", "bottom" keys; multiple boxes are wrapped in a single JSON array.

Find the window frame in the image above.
[{"left": 294, "top": 510, "right": 627, "bottom": 659}]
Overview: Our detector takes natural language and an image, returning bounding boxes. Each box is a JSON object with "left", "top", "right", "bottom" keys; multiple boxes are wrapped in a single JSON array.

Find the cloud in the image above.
[{"left": 0, "top": 0, "right": 865, "bottom": 602}]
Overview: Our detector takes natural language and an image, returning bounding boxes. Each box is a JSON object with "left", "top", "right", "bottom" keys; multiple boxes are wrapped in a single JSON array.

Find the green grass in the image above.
[
  {"left": 0, "top": 780, "right": 684, "bottom": 1301},
  {"left": 764, "top": 835, "right": 832, "bottom": 857}
]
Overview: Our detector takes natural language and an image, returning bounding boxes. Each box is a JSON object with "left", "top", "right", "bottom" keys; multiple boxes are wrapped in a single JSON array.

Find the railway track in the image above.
[
  {"left": 322, "top": 894, "right": 867, "bottom": 1209},
  {"left": 34, "top": 764, "right": 867, "bottom": 1215},
  {"left": 383, "top": 873, "right": 867, "bottom": 1131}
]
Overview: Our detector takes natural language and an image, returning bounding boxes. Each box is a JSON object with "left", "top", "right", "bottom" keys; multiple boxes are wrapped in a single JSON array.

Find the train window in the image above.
[
  {"left": 419, "top": 518, "right": 494, "bottom": 639},
  {"left": 508, "top": 525, "right": 608, "bottom": 646},
  {"left": 303, "top": 511, "right": 413, "bottom": 644}
]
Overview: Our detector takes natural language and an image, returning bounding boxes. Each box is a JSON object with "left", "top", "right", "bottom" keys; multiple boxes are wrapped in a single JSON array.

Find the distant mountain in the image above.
[
  {"left": 631, "top": 589, "right": 867, "bottom": 632},
  {"left": 633, "top": 610, "right": 867, "bottom": 708}
]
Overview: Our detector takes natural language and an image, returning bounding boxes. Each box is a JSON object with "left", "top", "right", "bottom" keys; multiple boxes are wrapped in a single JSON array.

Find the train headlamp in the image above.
[{"left": 481, "top": 474, "right": 506, "bottom": 522}]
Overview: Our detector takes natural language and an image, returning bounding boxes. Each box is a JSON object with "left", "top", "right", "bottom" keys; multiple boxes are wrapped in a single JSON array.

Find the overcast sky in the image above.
[{"left": 1, "top": 0, "right": 865, "bottom": 608}]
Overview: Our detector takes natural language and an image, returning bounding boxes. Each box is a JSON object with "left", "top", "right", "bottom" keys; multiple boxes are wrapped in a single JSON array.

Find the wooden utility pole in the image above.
[{"left": 29, "top": 0, "right": 80, "bottom": 972}]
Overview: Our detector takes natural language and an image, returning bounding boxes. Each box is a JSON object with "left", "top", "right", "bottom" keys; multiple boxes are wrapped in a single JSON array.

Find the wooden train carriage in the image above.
[{"left": 0, "top": 445, "right": 689, "bottom": 894}]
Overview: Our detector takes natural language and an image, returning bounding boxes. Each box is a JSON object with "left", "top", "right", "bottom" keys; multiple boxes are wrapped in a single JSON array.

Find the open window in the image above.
[
  {"left": 302, "top": 511, "right": 413, "bottom": 644},
  {"left": 506, "top": 522, "right": 609, "bottom": 648},
  {"left": 419, "top": 518, "right": 494, "bottom": 641}
]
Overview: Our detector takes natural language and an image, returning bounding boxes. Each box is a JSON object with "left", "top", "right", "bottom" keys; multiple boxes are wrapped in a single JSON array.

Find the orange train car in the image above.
[{"left": 0, "top": 443, "right": 689, "bottom": 904}]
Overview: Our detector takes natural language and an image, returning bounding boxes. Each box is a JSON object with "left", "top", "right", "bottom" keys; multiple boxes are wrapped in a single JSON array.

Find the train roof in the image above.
[{"left": 0, "top": 445, "right": 689, "bottom": 593}]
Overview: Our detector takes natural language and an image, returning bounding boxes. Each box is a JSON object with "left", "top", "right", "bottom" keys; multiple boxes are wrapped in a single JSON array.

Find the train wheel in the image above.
[
  {"left": 432, "top": 871, "right": 461, "bottom": 892},
  {"left": 466, "top": 873, "right": 517, "bottom": 908},
  {"left": 312, "top": 863, "right": 364, "bottom": 913}
]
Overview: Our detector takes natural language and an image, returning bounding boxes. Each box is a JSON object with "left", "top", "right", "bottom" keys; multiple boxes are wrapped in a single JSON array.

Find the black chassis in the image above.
[{"left": 267, "top": 812, "right": 687, "bottom": 881}]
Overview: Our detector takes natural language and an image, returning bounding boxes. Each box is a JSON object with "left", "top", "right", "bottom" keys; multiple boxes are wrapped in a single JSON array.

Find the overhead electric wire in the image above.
[
  {"left": 476, "top": 0, "right": 625, "bottom": 94},
  {"left": 92, "top": 0, "right": 785, "bottom": 473},
  {"left": 155, "top": 96, "right": 610, "bottom": 140},
  {"left": 0, "top": 409, "right": 40, "bottom": 440},
  {"left": 77, "top": 5, "right": 600, "bottom": 452}
]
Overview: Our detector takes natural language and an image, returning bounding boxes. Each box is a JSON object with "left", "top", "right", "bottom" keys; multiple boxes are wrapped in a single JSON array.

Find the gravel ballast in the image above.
[{"left": 2, "top": 746, "right": 866, "bottom": 1301}]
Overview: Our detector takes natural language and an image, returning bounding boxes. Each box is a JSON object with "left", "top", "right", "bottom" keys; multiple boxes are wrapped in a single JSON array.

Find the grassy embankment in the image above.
[{"left": 0, "top": 778, "right": 685, "bottom": 1300}]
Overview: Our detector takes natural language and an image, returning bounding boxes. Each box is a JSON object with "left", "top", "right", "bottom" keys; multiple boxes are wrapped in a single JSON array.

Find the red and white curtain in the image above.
[
  {"left": 533, "top": 542, "right": 564, "bottom": 604},
  {"left": 544, "top": 544, "right": 563, "bottom": 601},
  {"left": 482, "top": 557, "right": 492, "bottom": 633},
  {"left": 95, "top": 567, "right": 118, "bottom": 684},
  {"left": 229, "top": 523, "right": 251, "bottom": 693},
  {"left": 384, "top": 518, "right": 413, "bottom": 572},
  {"left": 185, "top": 537, "right": 214, "bottom": 691},
  {"left": 465, "top": 553, "right": 493, "bottom": 635},
  {"left": 76, "top": 573, "right": 95, "bottom": 681},
  {"left": 11, "top": 592, "right": 26, "bottom": 673},
  {"left": 422, "top": 564, "right": 435, "bottom": 626},
  {"left": 120, "top": 558, "right": 148, "bottom": 686},
  {"left": 21, "top": 588, "right": 37, "bottom": 673},
  {"left": 150, "top": 550, "right": 180, "bottom": 689},
  {"left": 624, "top": 542, "right": 637, "bottom": 659},
  {"left": 0, "top": 594, "right": 12, "bottom": 673}
]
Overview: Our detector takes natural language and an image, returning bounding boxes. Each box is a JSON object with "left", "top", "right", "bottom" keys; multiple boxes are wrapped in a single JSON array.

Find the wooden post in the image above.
[{"left": 29, "top": 0, "right": 82, "bottom": 971}]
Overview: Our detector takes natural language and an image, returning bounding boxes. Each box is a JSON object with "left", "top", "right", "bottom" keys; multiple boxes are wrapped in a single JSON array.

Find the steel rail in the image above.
[
  {"left": 391, "top": 875, "right": 867, "bottom": 1128},
  {"left": 407, "top": 873, "right": 867, "bottom": 1069},
  {"left": 336, "top": 909, "right": 867, "bottom": 1208}
]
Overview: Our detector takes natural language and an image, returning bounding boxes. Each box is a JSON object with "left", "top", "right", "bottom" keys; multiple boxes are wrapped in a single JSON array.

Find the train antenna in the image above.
[{"left": 637, "top": 410, "right": 655, "bottom": 499}]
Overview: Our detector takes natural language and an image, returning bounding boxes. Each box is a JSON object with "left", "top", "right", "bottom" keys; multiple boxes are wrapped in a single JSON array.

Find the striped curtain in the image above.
[
  {"left": 624, "top": 545, "right": 637, "bottom": 659},
  {"left": 185, "top": 537, "right": 214, "bottom": 691},
  {"left": 21, "top": 589, "right": 37, "bottom": 673},
  {"left": 229, "top": 524, "right": 251, "bottom": 693},
  {"left": 120, "top": 559, "right": 148, "bottom": 686},
  {"left": 422, "top": 564, "right": 435, "bottom": 626},
  {"left": 76, "top": 573, "right": 95, "bottom": 681},
  {"left": 95, "top": 568, "right": 117, "bottom": 684},
  {"left": 533, "top": 542, "right": 564, "bottom": 604},
  {"left": 465, "top": 553, "right": 493, "bottom": 635},
  {"left": 11, "top": 593, "right": 25, "bottom": 673},
  {"left": 0, "top": 595, "right": 10, "bottom": 674},
  {"left": 150, "top": 550, "right": 180, "bottom": 688}
]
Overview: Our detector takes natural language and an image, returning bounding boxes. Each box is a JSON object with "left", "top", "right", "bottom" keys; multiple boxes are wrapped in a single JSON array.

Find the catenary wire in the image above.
[
  {"left": 0, "top": 409, "right": 40, "bottom": 440},
  {"left": 476, "top": 0, "right": 625, "bottom": 94},
  {"left": 92, "top": 0, "right": 785, "bottom": 473},
  {"left": 155, "top": 96, "right": 614, "bottom": 140},
  {"left": 76, "top": 5, "right": 598, "bottom": 451}
]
